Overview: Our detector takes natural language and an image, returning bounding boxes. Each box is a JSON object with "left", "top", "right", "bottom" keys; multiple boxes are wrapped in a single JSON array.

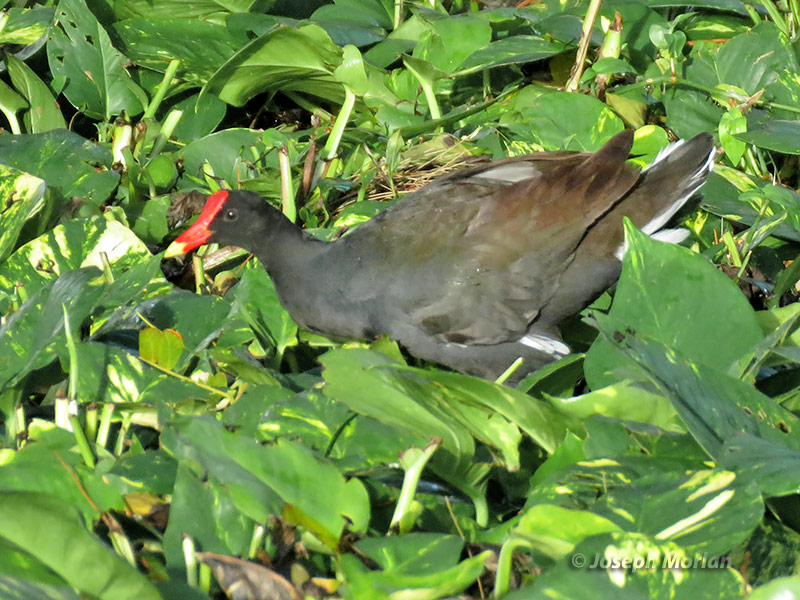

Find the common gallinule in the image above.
[{"left": 165, "top": 130, "right": 715, "bottom": 381}]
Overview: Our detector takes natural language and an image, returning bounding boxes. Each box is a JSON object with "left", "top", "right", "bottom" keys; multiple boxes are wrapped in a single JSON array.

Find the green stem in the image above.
[
  {"left": 99, "top": 251, "right": 114, "bottom": 284},
  {"left": 183, "top": 536, "right": 198, "bottom": 587},
  {"left": 325, "top": 412, "right": 358, "bottom": 457},
  {"left": 412, "top": 72, "right": 442, "bottom": 121},
  {"left": 85, "top": 404, "right": 98, "bottom": 442},
  {"left": 759, "top": 0, "right": 789, "bottom": 35},
  {"left": 14, "top": 404, "right": 24, "bottom": 447},
  {"left": 248, "top": 524, "right": 266, "bottom": 559},
  {"left": 0, "top": 106, "right": 21, "bottom": 134},
  {"left": 744, "top": 3, "right": 762, "bottom": 25},
  {"left": 148, "top": 108, "right": 183, "bottom": 161},
  {"left": 390, "top": 440, "right": 441, "bottom": 533},
  {"left": 143, "top": 59, "right": 180, "bottom": 119},
  {"left": 495, "top": 357, "right": 524, "bottom": 385},
  {"left": 114, "top": 412, "right": 131, "bottom": 456},
  {"left": 397, "top": 86, "right": 513, "bottom": 137},
  {"left": 494, "top": 538, "right": 528, "bottom": 598},
  {"left": 566, "top": 0, "right": 603, "bottom": 92},
  {"left": 323, "top": 87, "right": 356, "bottom": 161},
  {"left": 69, "top": 414, "right": 95, "bottom": 468},
  {"left": 96, "top": 403, "right": 115, "bottom": 448},
  {"left": 394, "top": 0, "right": 404, "bottom": 29},
  {"left": 789, "top": 0, "right": 800, "bottom": 34},
  {"left": 278, "top": 145, "right": 296, "bottom": 222}
]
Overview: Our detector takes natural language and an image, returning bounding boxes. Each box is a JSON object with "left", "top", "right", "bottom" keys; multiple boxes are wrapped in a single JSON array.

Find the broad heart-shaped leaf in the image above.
[
  {"left": 0, "top": 129, "right": 118, "bottom": 203},
  {"left": 0, "top": 575, "right": 80, "bottom": 600},
  {"left": 596, "top": 469, "right": 763, "bottom": 556},
  {"left": 47, "top": 0, "right": 146, "bottom": 120},
  {"left": 720, "top": 433, "right": 800, "bottom": 498},
  {"left": 339, "top": 549, "right": 492, "bottom": 600},
  {"left": 0, "top": 267, "right": 105, "bottom": 392},
  {"left": 232, "top": 265, "right": 298, "bottom": 359},
  {"left": 500, "top": 87, "right": 624, "bottom": 151},
  {"left": 584, "top": 221, "right": 763, "bottom": 389},
  {"left": 321, "top": 347, "right": 512, "bottom": 463},
  {"left": 749, "top": 576, "right": 800, "bottom": 600},
  {"left": 0, "top": 421, "right": 135, "bottom": 520},
  {"left": 0, "top": 492, "right": 160, "bottom": 600},
  {"left": 409, "top": 368, "right": 569, "bottom": 455},
  {"left": 590, "top": 318, "right": 800, "bottom": 459},
  {"left": 178, "top": 127, "right": 265, "bottom": 186},
  {"left": 202, "top": 24, "right": 345, "bottom": 107},
  {"left": 162, "top": 464, "right": 253, "bottom": 571},
  {"left": 0, "top": 7, "right": 54, "bottom": 46},
  {"left": 94, "top": 290, "right": 231, "bottom": 358},
  {"left": 113, "top": 18, "right": 242, "bottom": 85},
  {"left": 5, "top": 54, "right": 67, "bottom": 133},
  {"left": 113, "top": 0, "right": 258, "bottom": 21},
  {"left": 0, "top": 217, "right": 151, "bottom": 298},
  {"left": 507, "top": 504, "right": 622, "bottom": 560},
  {"left": 526, "top": 457, "right": 763, "bottom": 556},
  {"left": 736, "top": 120, "right": 800, "bottom": 154},
  {"left": 355, "top": 533, "right": 464, "bottom": 575},
  {"left": 714, "top": 22, "right": 800, "bottom": 108},
  {"left": 506, "top": 532, "right": 744, "bottom": 600},
  {"left": 417, "top": 14, "right": 492, "bottom": 74},
  {"left": 456, "top": 35, "right": 566, "bottom": 75},
  {"left": 161, "top": 415, "right": 370, "bottom": 547},
  {"left": 0, "top": 165, "right": 46, "bottom": 262},
  {"left": 139, "top": 326, "right": 183, "bottom": 369},
  {"left": 310, "top": 0, "right": 391, "bottom": 47},
  {"left": 64, "top": 340, "right": 220, "bottom": 407}
]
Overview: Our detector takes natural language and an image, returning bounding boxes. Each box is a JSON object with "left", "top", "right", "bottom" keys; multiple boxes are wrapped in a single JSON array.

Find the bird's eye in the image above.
[{"left": 223, "top": 209, "right": 237, "bottom": 222}]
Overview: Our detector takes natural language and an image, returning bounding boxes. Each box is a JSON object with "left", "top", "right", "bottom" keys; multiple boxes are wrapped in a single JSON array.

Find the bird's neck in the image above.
[{"left": 251, "top": 220, "right": 325, "bottom": 279}]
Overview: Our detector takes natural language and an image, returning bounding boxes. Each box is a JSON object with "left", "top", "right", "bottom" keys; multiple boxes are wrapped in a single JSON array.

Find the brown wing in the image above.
[{"left": 341, "top": 131, "right": 640, "bottom": 345}]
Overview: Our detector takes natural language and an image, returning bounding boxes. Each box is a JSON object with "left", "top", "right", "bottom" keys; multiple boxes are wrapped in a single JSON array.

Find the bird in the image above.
[{"left": 164, "top": 129, "right": 715, "bottom": 382}]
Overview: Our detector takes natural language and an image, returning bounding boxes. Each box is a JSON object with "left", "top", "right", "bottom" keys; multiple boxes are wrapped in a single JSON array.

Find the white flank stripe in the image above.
[{"left": 520, "top": 334, "right": 571, "bottom": 356}]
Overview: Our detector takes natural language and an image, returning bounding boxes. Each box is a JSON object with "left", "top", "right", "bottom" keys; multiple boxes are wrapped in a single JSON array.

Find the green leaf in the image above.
[
  {"left": 202, "top": 24, "right": 344, "bottom": 107},
  {"left": 355, "top": 533, "right": 464, "bottom": 575},
  {"left": 113, "top": 18, "right": 241, "bottom": 85},
  {"left": 0, "top": 492, "right": 160, "bottom": 600},
  {"left": 232, "top": 267, "right": 298, "bottom": 359},
  {"left": 502, "top": 88, "right": 624, "bottom": 151},
  {"left": 0, "top": 165, "right": 46, "bottom": 262},
  {"left": 749, "top": 576, "right": 800, "bottom": 600},
  {"left": 139, "top": 326, "right": 183, "bottom": 370},
  {"left": 0, "top": 129, "right": 117, "bottom": 202},
  {"left": 47, "top": 0, "right": 146, "bottom": 119},
  {"left": 113, "top": 0, "right": 257, "bottom": 21},
  {"left": 162, "top": 416, "right": 370, "bottom": 546},
  {"left": 591, "top": 319, "right": 800, "bottom": 459},
  {"left": 5, "top": 54, "right": 66, "bottom": 133},
  {"left": 456, "top": 35, "right": 566, "bottom": 75},
  {"left": 584, "top": 221, "right": 763, "bottom": 389},
  {"left": 422, "top": 14, "right": 492, "bottom": 74},
  {"left": 0, "top": 268, "right": 104, "bottom": 392},
  {"left": 162, "top": 464, "right": 253, "bottom": 570},
  {"left": 736, "top": 120, "right": 800, "bottom": 154},
  {"left": 721, "top": 433, "right": 800, "bottom": 497},
  {"left": 0, "top": 78, "right": 28, "bottom": 134},
  {"left": 508, "top": 532, "right": 744, "bottom": 599},
  {"left": 719, "top": 107, "right": 747, "bottom": 163},
  {"left": 0, "top": 7, "right": 54, "bottom": 45},
  {"left": 339, "top": 548, "right": 492, "bottom": 599},
  {"left": 508, "top": 504, "right": 622, "bottom": 560},
  {"left": 0, "top": 217, "right": 150, "bottom": 297}
]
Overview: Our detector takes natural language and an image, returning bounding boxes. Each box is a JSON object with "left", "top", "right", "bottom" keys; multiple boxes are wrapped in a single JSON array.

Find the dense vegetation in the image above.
[{"left": 2, "top": 0, "right": 800, "bottom": 598}]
